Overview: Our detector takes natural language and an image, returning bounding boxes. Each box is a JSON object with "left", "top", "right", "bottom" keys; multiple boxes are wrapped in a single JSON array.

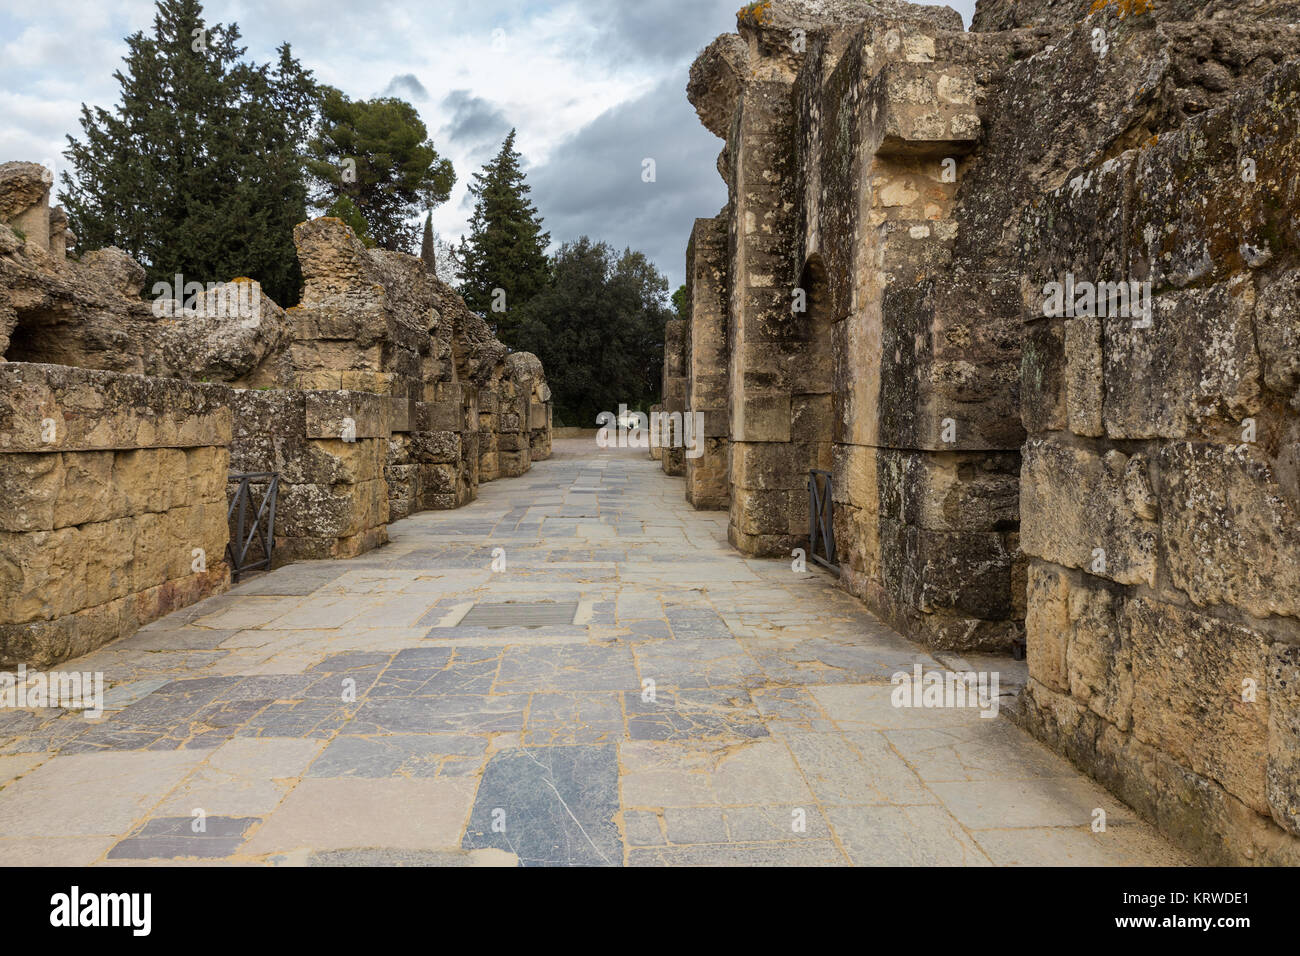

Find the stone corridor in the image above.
[{"left": 0, "top": 440, "right": 1187, "bottom": 866}]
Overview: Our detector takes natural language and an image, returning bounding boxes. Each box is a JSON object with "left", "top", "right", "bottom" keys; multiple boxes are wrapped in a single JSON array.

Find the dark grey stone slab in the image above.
[
  {"left": 666, "top": 609, "right": 732, "bottom": 640},
  {"left": 346, "top": 695, "right": 526, "bottom": 734},
  {"left": 494, "top": 645, "right": 638, "bottom": 693},
  {"left": 236, "top": 701, "right": 356, "bottom": 738},
  {"left": 107, "top": 815, "right": 260, "bottom": 859},
  {"left": 462, "top": 745, "right": 622, "bottom": 867}
]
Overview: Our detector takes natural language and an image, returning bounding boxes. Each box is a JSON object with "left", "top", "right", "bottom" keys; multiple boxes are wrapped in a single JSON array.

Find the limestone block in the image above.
[
  {"left": 1064, "top": 317, "right": 1103, "bottom": 437},
  {"left": 878, "top": 449, "right": 1019, "bottom": 533},
  {"left": 0, "top": 526, "right": 87, "bottom": 623},
  {"left": 1267, "top": 642, "right": 1300, "bottom": 835},
  {"left": 1253, "top": 268, "right": 1300, "bottom": 408},
  {"left": 1125, "top": 597, "right": 1271, "bottom": 815},
  {"left": 0, "top": 363, "right": 232, "bottom": 453},
  {"left": 1020, "top": 438, "right": 1158, "bottom": 586},
  {"left": 1158, "top": 442, "right": 1300, "bottom": 619},
  {"left": 416, "top": 400, "right": 461, "bottom": 434},
  {"left": 304, "top": 390, "right": 391, "bottom": 441},
  {"left": 734, "top": 392, "right": 791, "bottom": 443},
  {"left": 879, "top": 270, "right": 1023, "bottom": 451},
  {"left": 880, "top": 517, "right": 1016, "bottom": 620},
  {"left": 867, "top": 62, "right": 980, "bottom": 158},
  {"left": 1103, "top": 280, "right": 1261, "bottom": 440},
  {"left": 1020, "top": 319, "right": 1067, "bottom": 433}
]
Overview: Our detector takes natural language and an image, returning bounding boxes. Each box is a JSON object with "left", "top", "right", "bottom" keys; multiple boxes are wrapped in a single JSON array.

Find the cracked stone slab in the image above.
[
  {"left": 633, "top": 638, "right": 763, "bottom": 689},
  {"left": 462, "top": 745, "right": 621, "bottom": 866},
  {"left": 624, "top": 689, "right": 769, "bottom": 742},
  {"left": 523, "top": 692, "right": 624, "bottom": 745},
  {"left": 346, "top": 695, "right": 526, "bottom": 734},
  {"left": 155, "top": 737, "right": 324, "bottom": 817},
  {"left": 827, "top": 805, "right": 992, "bottom": 866},
  {"left": 494, "top": 645, "right": 638, "bottom": 693}
]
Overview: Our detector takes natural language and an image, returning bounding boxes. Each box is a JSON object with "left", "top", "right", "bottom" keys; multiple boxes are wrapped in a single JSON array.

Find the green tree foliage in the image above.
[
  {"left": 60, "top": 0, "right": 317, "bottom": 306},
  {"left": 672, "top": 284, "right": 689, "bottom": 321},
  {"left": 420, "top": 211, "right": 435, "bottom": 272},
  {"left": 306, "top": 90, "right": 454, "bottom": 253},
  {"left": 511, "top": 238, "right": 672, "bottom": 427},
  {"left": 325, "top": 195, "right": 375, "bottom": 247},
  {"left": 457, "top": 130, "right": 550, "bottom": 329}
]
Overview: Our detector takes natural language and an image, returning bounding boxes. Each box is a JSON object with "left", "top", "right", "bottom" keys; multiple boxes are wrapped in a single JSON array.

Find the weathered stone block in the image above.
[
  {"left": 1103, "top": 280, "right": 1261, "bottom": 440},
  {"left": 1021, "top": 438, "right": 1158, "bottom": 587},
  {"left": 1158, "top": 442, "right": 1300, "bottom": 619},
  {"left": 1126, "top": 597, "right": 1271, "bottom": 815}
]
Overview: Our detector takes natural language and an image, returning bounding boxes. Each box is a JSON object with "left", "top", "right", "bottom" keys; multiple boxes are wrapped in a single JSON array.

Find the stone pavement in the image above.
[{"left": 0, "top": 440, "right": 1188, "bottom": 866}]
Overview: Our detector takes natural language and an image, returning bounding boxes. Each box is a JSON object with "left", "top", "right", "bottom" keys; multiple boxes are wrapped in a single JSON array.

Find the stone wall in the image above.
[
  {"left": 0, "top": 161, "right": 554, "bottom": 666},
  {"left": 673, "top": 0, "right": 1300, "bottom": 861},
  {"left": 1016, "top": 52, "right": 1300, "bottom": 866},
  {"left": 681, "top": 1, "right": 1021, "bottom": 649},
  {"left": 228, "top": 389, "right": 392, "bottom": 564},
  {"left": 0, "top": 363, "right": 231, "bottom": 667}
]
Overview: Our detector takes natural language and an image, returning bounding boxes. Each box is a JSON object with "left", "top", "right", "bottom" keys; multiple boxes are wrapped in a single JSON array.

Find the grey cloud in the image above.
[
  {"left": 581, "top": 0, "right": 738, "bottom": 65},
  {"left": 439, "top": 89, "right": 513, "bottom": 152},
  {"left": 382, "top": 73, "right": 430, "bottom": 100},
  {"left": 528, "top": 76, "right": 726, "bottom": 290}
]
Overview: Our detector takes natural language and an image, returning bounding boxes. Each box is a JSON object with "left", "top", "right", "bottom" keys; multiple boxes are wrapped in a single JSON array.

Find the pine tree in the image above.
[
  {"left": 325, "top": 195, "right": 375, "bottom": 247},
  {"left": 306, "top": 91, "right": 454, "bottom": 253},
  {"left": 457, "top": 130, "right": 550, "bottom": 334},
  {"left": 60, "top": 0, "right": 317, "bottom": 306}
]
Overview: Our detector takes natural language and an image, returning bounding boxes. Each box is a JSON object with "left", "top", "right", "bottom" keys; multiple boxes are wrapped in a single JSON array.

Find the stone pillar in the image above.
[
  {"left": 660, "top": 319, "right": 687, "bottom": 476},
  {"left": 725, "top": 79, "right": 803, "bottom": 556},
  {"left": 684, "top": 214, "right": 730, "bottom": 509}
]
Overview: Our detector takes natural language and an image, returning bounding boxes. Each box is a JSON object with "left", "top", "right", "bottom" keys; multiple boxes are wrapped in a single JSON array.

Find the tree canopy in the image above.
[
  {"left": 306, "top": 89, "right": 455, "bottom": 253},
  {"left": 511, "top": 238, "right": 671, "bottom": 427},
  {"left": 60, "top": 0, "right": 318, "bottom": 306}
]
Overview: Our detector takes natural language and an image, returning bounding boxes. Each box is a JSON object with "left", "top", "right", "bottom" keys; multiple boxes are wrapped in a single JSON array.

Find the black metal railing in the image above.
[
  {"left": 808, "top": 469, "right": 837, "bottom": 571},
  {"left": 226, "top": 473, "right": 279, "bottom": 581}
]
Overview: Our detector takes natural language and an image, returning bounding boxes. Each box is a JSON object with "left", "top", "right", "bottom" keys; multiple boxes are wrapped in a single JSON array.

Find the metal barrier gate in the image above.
[
  {"left": 226, "top": 473, "right": 279, "bottom": 581},
  {"left": 808, "top": 469, "right": 838, "bottom": 571}
]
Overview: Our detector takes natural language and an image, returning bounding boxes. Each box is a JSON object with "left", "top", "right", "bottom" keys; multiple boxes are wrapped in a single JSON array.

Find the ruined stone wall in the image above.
[
  {"left": 0, "top": 163, "right": 554, "bottom": 666},
  {"left": 676, "top": 0, "right": 1300, "bottom": 861},
  {"left": 228, "top": 389, "right": 392, "bottom": 564},
  {"left": 0, "top": 364, "right": 231, "bottom": 667},
  {"left": 683, "top": 1, "right": 1022, "bottom": 649},
  {"left": 1016, "top": 53, "right": 1300, "bottom": 865}
]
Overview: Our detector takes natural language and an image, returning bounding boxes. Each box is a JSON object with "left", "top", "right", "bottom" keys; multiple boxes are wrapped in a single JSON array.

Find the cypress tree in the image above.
[
  {"left": 420, "top": 212, "right": 435, "bottom": 274},
  {"left": 457, "top": 130, "right": 550, "bottom": 335},
  {"left": 60, "top": 0, "right": 317, "bottom": 306}
]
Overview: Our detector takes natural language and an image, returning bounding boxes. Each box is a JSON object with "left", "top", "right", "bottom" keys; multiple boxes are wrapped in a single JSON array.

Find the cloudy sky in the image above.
[{"left": 0, "top": 0, "right": 974, "bottom": 289}]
